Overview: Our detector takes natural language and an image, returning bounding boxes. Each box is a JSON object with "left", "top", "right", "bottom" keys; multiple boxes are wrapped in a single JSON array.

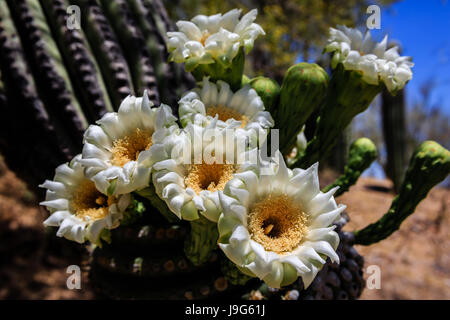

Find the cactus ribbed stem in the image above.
[
  {"left": 99, "top": 0, "right": 159, "bottom": 103},
  {"left": 323, "top": 137, "right": 377, "bottom": 197},
  {"left": 70, "top": 0, "right": 133, "bottom": 111},
  {"left": 0, "top": 1, "right": 72, "bottom": 192},
  {"left": 184, "top": 215, "right": 219, "bottom": 266},
  {"left": 294, "top": 64, "right": 383, "bottom": 169},
  {"left": 354, "top": 141, "right": 450, "bottom": 245},
  {"left": 40, "top": 0, "right": 113, "bottom": 122},
  {"left": 5, "top": 0, "right": 87, "bottom": 148},
  {"left": 382, "top": 88, "right": 407, "bottom": 192}
]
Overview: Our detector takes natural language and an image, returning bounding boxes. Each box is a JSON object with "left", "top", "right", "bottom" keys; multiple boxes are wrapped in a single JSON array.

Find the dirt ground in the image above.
[{"left": 0, "top": 159, "right": 448, "bottom": 300}]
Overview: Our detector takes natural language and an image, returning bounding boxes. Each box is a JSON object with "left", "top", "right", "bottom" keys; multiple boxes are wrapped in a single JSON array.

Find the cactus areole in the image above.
[{"left": 1, "top": 0, "right": 446, "bottom": 300}]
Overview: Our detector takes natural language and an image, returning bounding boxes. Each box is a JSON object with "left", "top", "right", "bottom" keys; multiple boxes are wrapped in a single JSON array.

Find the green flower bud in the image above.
[
  {"left": 295, "top": 64, "right": 383, "bottom": 168},
  {"left": 323, "top": 137, "right": 377, "bottom": 197},
  {"left": 277, "top": 63, "right": 329, "bottom": 154},
  {"left": 248, "top": 76, "right": 280, "bottom": 115}
]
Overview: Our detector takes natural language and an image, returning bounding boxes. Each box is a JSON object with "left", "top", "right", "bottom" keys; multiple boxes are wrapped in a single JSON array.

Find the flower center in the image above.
[
  {"left": 110, "top": 128, "right": 153, "bottom": 167},
  {"left": 206, "top": 106, "right": 248, "bottom": 128},
  {"left": 185, "top": 162, "right": 235, "bottom": 194},
  {"left": 200, "top": 31, "right": 211, "bottom": 46},
  {"left": 248, "top": 193, "right": 308, "bottom": 254},
  {"left": 71, "top": 180, "right": 113, "bottom": 221}
]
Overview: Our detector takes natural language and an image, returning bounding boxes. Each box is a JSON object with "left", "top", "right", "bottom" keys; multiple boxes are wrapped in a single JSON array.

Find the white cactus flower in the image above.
[
  {"left": 178, "top": 78, "right": 274, "bottom": 142},
  {"left": 325, "top": 25, "right": 413, "bottom": 92},
  {"left": 80, "top": 92, "right": 177, "bottom": 196},
  {"left": 152, "top": 120, "right": 257, "bottom": 222},
  {"left": 217, "top": 152, "right": 345, "bottom": 288},
  {"left": 167, "top": 9, "right": 265, "bottom": 69},
  {"left": 40, "top": 155, "right": 131, "bottom": 245}
]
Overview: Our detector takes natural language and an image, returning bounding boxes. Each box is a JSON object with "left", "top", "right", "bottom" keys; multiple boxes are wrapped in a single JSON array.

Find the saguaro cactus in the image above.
[{"left": 382, "top": 88, "right": 407, "bottom": 192}]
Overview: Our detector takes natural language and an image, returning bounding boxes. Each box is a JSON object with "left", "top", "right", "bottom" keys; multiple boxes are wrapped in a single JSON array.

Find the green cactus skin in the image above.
[
  {"left": 248, "top": 76, "right": 280, "bottom": 115},
  {"left": 354, "top": 141, "right": 450, "bottom": 245},
  {"left": 40, "top": 0, "right": 113, "bottom": 122},
  {"left": 0, "top": 1, "right": 75, "bottom": 191},
  {"left": 191, "top": 47, "right": 245, "bottom": 92},
  {"left": 5, "top": 0, "right": 87, "bottom": 147},
  {"left": 184, "top": 215, "right": 219, "bottom": 266},
  {"left": 220, "top": 257, "right": 253, "bottom": 286},
  {"left": 70, "top": 0, "right": 134, "bottom": 111},
  {"left": 382, "top": 88, "right": 408, "bottom": 192},
  {"left": 277, "top": 63, "right": 329, "bottom": 155},
  {"left": 323, "top": 137, "right": 377, "bottom": 197},
  {"left": 294, "top": 64, "right": 383, "bottom": 169},
  {"left": 100, "top": 0, "right": 160, "bottom": 103},
  {"left": 128, "top": 0, "right": 190, "bottom": 108}
]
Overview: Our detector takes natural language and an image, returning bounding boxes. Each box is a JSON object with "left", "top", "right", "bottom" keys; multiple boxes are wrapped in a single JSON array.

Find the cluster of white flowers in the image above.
[
  {"left": 325, "top": 25, "right": 414, "bottom": 93},
  {"left": 41, "top": 10, "right": 413, "bottom": 289},
  {"left": 167, "top": 9, "right": 265, "bottom": 69}
]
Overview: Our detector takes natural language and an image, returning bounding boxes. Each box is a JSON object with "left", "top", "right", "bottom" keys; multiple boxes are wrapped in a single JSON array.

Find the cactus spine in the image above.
[
  {"left": 277, "top": 63, "right": 329, "bottom": 155},
  {"left": 354, "top": 141, "right": 450, "bottom": 245}
]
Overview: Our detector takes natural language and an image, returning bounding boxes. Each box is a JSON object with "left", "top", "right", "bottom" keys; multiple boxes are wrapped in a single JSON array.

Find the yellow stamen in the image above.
[
  {"left": 185, "top": 162, "right": 235, "bottom": 194},
  {"left": 248, "top": 193, "right": 308, "bottom": 254},
  {"left": 71, "top": 180, "right": 114, "bottom": 221},
  {"left": 200, "top": 32, "right": 210, "bottom": 46},
  {"left": 110, "top": 128, "right": 153, "bottom": 167},
  {"left": 206, "top": 106, "right": 248, "bottom": 128}
]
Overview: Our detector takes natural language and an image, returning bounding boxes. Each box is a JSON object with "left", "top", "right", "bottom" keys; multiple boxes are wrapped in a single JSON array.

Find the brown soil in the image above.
[{"left": 0, "top": 159, "right": 448, "bottom": 300}]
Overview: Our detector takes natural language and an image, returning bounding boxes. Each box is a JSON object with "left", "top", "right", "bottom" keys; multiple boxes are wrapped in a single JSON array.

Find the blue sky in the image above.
[{"left": 372, "top": 0, "right": 450, "bottom": 114}]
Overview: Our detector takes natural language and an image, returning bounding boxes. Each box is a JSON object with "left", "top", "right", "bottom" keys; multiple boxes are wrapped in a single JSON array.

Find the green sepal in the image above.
[
  {"left": 98, "top": 229, "right": 112, "bottom": 248},
  {"left": 220, "top": 257, "right": 253, "bottom": 286},
  {"left": 184, "top": 215, "right": 219, "bottom": 266},
  {"left": 190, "top": 48, "right": 245, "bottom": 91},
  {"left": 135, "top": 184, "right": 179, "bottom": 223},
  {"left": 120, "top": 197, "right": 146, "bottom": 227}
]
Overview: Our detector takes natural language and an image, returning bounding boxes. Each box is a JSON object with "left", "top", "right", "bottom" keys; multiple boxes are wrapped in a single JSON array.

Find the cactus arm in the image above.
[
  {"left": 99, "top": 0, "right": 159, "bottom": 103},
  {"left": 323, "top": 138, "right": 377, "bottom": 197},
  {"left": 69, "top": 0, "right": 133, "bottom": 111},
  {"left": 354, "top": 141, "right": 450, "bottom": 245},
  {"left": 293, "top": 64, "right": 383, "bottom": 169},
  {"left": 381, "top": 88, "right": 408, "bottom": 192},
  {"left": 248, "top": 76, "right": 280, "bottom": 116},
  {"left": 277, "top": 63, "right": 329, "bottom": 155},
  {"left": 184, "top": 215, "right": 219, "bottom": 266}
]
